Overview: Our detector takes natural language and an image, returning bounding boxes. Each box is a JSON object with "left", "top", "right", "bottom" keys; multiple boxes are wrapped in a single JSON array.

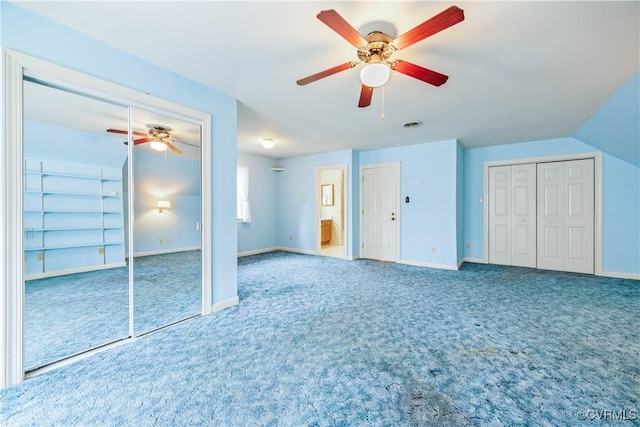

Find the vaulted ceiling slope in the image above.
[
  {"left": 13, "top": 1, "right": 640, "bottom": 160},
  {"left": 574, "top": 73, "right": 639, "bottom": 167}
]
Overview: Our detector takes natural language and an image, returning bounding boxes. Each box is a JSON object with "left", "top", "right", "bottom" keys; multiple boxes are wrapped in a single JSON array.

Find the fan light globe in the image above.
[
  {"left": 261, "top": 138, "right": 276, "bottom": 149},
  {"left": 360, "top": 63, "right": 390, "bottom": 88},
  {"left": 150, "top": 140, "right": 168, "bottom": 151}
]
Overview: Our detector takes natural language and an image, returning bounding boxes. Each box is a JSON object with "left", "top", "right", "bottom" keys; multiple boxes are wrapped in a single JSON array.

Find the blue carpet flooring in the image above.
[
  {"left": 24, "top": 250, "right": 201, "bottom": 370},
  {"left": 3, "top": 251, "right": 639, "bottom": 426}
]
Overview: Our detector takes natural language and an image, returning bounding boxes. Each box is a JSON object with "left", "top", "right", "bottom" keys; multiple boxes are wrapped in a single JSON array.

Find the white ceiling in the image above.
[{"left": 14, "top": 1, "right": 640, "bottom": 159}]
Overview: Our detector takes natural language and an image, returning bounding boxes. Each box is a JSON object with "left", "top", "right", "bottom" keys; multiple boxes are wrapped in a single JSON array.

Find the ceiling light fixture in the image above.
[
  {"left": 360, "top": 63, "right": 390, "bottom": 88},
  {"left": 150, "top": 140, "right": 168, "bottom": 151},
  {"left": 261, "top": 138, "right": 276, "bottom": 149}
]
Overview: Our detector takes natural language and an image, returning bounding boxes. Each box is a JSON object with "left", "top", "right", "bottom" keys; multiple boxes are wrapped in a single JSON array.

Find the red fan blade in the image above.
[
  {"left": 391, "top": 60, "right": 449, "bottom": 86},
  {"left": 107, "top": 128, "right": 147, "bottom": 137},
  {"left": 296, "top": 62, "right": 357, "bottom": 86},
  {"left": 317, "top": 9, "right": 367, "bottom": 48},
  {"left": 123, "top": 137, "right": 151, "bottom": 145},
  {"left": 358, "top": 85, "right": 374, "bottom": 108},
  {"left": 166, "top": 141, "right": 182, "bottom": 154},
  {"left": 393, "top": 6, "right": 464, "bottom": 50}
]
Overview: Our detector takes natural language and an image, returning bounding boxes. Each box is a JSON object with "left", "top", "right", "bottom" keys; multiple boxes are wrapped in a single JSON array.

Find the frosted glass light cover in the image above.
[{"left": 360, "top": 63, "right": 390, "bottom": 88}]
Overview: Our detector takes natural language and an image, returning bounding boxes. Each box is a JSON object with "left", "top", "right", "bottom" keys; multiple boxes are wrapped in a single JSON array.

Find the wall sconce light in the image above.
[{"left": 157, "top": 200, "right": 171, "bottom": 213}]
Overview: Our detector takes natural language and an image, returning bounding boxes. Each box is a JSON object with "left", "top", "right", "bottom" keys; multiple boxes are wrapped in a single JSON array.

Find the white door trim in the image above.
[
  {"left": 1, "top": 49, "right": 212, "bottom": 388},
  {"left": 315, "top": 164, "right": 348, "bottom": 259},
  {"left": 359, "top": 162, "right": 400, "bottom": 262},
  {"left": 483, "top": 152, "right": 602, "bottom": 275}
]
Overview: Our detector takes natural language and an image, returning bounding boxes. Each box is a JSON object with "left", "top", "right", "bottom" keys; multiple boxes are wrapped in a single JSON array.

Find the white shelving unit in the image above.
[{"left": 24, "top": 159, "right": 126, "bottom": 279}]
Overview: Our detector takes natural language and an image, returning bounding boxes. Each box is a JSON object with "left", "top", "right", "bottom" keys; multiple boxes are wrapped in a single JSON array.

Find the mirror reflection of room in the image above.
[
  {"left": 23, "top": 80, "right": 130, "bottom": 370},
  {"left": 22, "top": 82, "right": 204, "bottom": 373},
  {"left": 129, "top": 108, "right": 202, "bottom": 335}
]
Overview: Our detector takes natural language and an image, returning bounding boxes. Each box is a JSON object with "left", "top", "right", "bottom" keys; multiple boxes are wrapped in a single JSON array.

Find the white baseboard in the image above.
[
  {"left": 463, "top": 257, "right": 486, "bottom": 264},
  {"left": 238, "top": 246, "right": 360, "bottom": 261},
  {"left": 275, "top": 246, "right": 317, "bottom": 256},
  {"left": 25, "top": 262, "right": 127, "bottom": 280},
  {"left": 237, "top": 247, "right": 280, "bottom": 257},
  {"left": 132, "top": 246, "right": 201, "bottom": 258},
  {"left": 600, "top": 271, "right": 640, "bottom": 280},
  {"left": 399, "top": 259, "right": 460, "bottom": 271},
  {"left": 211, "top": 296, "right": 239, "bottom": 313}
]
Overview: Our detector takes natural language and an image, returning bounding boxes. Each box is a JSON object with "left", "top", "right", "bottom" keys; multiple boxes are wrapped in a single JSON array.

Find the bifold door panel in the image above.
[{"left": 489, "top": 159, "right": 594, "bottom": 274}]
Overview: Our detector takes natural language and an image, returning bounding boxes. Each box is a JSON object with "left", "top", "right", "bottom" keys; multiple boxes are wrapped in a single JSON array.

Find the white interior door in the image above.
[
  {"left": 537, "top": 159, "right": 594, "bottom": 273},
  {"left": 511, "top": 163, "right": 537, "bottom": 268},
  {"left": 489, "top": 166, "right": 512, "bottom": 265},
  {"left": 537, "top": 162, "right": 565, "bottom": 271},
  {"left": 361, "top": 164, "right": 398, "bottom": 262},
  {"left": 489, "top": 163, "right": 536, "bottom": 268},
  {"left": 563, "top": 159, "right": 594, "bottom": 273}
]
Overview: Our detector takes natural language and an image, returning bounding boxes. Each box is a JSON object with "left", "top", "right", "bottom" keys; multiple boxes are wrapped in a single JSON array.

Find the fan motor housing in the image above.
[{"left": 357, "top": 31, "right": 394, "bottom": 64}]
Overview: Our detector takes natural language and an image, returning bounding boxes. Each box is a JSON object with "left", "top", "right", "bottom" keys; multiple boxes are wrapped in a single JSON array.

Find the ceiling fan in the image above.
[
  {"left": 296, "top": 6, "right": 465, "bottom": 108},
  {"left": 106, "top": 125, "right": 183, "bottom": 154}
]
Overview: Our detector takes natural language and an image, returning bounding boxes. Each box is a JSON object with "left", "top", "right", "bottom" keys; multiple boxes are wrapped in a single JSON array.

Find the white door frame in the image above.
[
  {"left": 482, "top": 152, "right": 602, "bottom": 275},
  {"left": 359, "top": 162, "right": 400, "bottom": 262},
  {"left": 1, "top": 49, "right": 212, "bottom": 388},
  {"left": 315, "top": 164, "right": 348, "bottom": 258}
]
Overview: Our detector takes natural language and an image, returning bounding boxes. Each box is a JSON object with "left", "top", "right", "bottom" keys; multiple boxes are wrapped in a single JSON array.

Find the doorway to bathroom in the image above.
[{"left": 316, "top": 165, "right": 347, "bottom": 259}]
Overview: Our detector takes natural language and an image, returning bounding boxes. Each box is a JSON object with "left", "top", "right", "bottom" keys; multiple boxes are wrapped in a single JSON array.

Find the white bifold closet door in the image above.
[
  {"left": 488, "top": 164, "right": 536, "bottom": 268},
  {"left": 537, "top": 159, "right": 594, "bottom": 274}
]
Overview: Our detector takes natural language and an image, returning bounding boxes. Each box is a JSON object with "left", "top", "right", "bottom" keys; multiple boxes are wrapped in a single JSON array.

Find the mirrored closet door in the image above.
[
  {"left": 130, "top": 107, "right": 202, "bottom": 335},
  {"left": 22, "top": 81, "right": 203, "bottom": 373},
  {"left": 23, "top": 79, "right": 131, "bottom": 371}
]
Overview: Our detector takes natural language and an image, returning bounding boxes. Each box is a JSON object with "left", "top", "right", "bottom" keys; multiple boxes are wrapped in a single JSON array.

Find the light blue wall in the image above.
[
  {"left": 2, "top": 2, "right": 238, "bottom": 304},
  {"left": 359, "top": 140, "right": 460, "bottom": 267},
  {"left": 349, "top": 150, "right": 360, "bottom": 258},
  {"left": 574, "top": 72, "right": 640, "bottom": 167},
  {"left": 237, "top": 152, "right": 279, "bottom": 254},
  {"left": 24, "top": 120, "right": 128, "bottom": 168},
  {"left": 456, "top": 141, "right": 464, "bottom": 263},
  {"left": 602, "top": 153, "right": 640, "bottom": 274},
  {"left": 131, "top": 150, "right": 201, "bottom": 254},
  {"left": 276, "top": 150, "right": 354, "bottom": 257}
]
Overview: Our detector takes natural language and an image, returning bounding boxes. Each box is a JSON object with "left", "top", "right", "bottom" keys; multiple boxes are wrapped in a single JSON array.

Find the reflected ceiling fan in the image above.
[
  {"left": 106, "top": 125, "right": 183, "bottom": 154},
  {"left": 296, "top": 6, "right": 465, "bottom": 108}
]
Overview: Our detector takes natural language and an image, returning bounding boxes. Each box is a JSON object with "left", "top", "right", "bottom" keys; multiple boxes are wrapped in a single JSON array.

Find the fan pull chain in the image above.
[
  {"left": 164, "top": 150, "right": 167, "bottom": 167},
  {"left": 381, "top": 85, "right": 385, "bottom": 120}
]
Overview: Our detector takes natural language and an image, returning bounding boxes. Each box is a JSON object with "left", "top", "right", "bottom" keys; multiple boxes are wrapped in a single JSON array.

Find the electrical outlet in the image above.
[
  {"left": 466, "top": 242, "right": 471, "bottom": 249},
  {"left": 98, "top": 247, "right": 104, "bottom": 255},
  {"left": 289, "top": 235, "right": 293, "bottom": 241},
  {"left": 159, "top": 238, "right": 164, "bottom": 244},
  {"left": 431, "top": 247, "right": 436, "bottom": 253},
  {"left": 37, "top": 253, "right": 44, "bottom": 261},
  {"left": 165, "top": 237, "right": 170, "bottom": 243}
]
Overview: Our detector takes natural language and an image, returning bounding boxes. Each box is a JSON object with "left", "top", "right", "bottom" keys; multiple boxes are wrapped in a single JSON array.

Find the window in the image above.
[{"left": 237, "top": 165, "right": 251, "bottom": 223}]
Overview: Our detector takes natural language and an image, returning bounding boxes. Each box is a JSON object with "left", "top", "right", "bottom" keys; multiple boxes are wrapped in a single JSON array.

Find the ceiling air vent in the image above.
[{"left": 403, "top": 121, "right": 423, "bottom": 129}]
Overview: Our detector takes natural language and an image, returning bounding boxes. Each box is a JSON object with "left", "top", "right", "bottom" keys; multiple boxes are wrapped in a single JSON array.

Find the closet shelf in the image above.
[
  {"left": 24, "top": 226, "right": 123, "bottom": 232},
  {"left": 25, "top": 241, "right": 125, "bottom": 251},
  {"left": 25, "top": 170, "right": 121, "bottom": 181},
  {"left": 24, "top": 190, "right": 121, "bottom": 197}
]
